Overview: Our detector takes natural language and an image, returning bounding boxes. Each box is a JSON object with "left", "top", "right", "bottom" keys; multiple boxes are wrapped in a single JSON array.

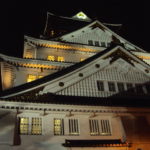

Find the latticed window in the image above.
[
  {"left": 19, "top": 117, "right": 29, "bottom": 134},
  {"left": 117, "top": 83, "right": 125, "bottom": 92},
  {"left": 97, "top": 81, "right": 104, "bottom": 91},
  {"left": 31, "top": 118, "right": 42, "bottom": 135},
  {"left": 54, "top": 118, "right": 64, "bottom": 135},
  {"left": 89, "top": 120, "right": 100, "bottom": 135},
  {"left": 57, "top": 56, "right": 65, "bottom": 62},
  {"left": 100, "top": 120, "right": 111, "bottom": 135},
  {"left": 108, "top": 82, "right": 116, "bottom": 92},
  {"left": 69, "top": 119, "right": 79, "bottom": 135},
  {"left": 47, "top": 55, "right": 55, "bottom": 61},
  {"left": 89, "top": 119, "right": 111, "bottom": 136}
]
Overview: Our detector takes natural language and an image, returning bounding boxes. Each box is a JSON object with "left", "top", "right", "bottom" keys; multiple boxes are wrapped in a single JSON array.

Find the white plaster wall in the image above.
[
  {"left": 57, "top": 60, "right": 150, "bottom": 97},
  {"left": 61, "top": 26, "right": 112, "bottom": 45},
  {"left": 16, "top": 110, "right": 125, "bottom": 140},
  {"left": 0, "top": 110, "right": 16, "bottom": 150},
  {"left": 1, "top": 101, "right": 150, "bottom": 150},
  {"left": 0, "top": 110, "right": 128, "bottom": 150}
]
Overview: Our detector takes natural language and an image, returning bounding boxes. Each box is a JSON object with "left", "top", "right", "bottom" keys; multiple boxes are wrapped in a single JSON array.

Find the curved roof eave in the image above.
[
  {"left": 0, "top": 45, "right": 118, "bottom": 98},
  {"left": 0, "top": 44, "right": 150, "bottom": 99}
]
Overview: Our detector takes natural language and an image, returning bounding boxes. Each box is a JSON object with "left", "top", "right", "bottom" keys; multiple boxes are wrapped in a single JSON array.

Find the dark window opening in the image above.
[
  {"left": 108, "top": 82, "right": 116, "bottom": 92},
  {"left": 95, "top": 41, "right": 100, "bottom": 46},
  {"left": 107, "top": 43, "right": 111, "bottom": 47},
  {"left": 135, "top": 84, "right": 144, "bottom": 94},
  {"left": 145, "top": 84, "right": 150, "bottom": 93},
  {"left": 101, "top": 42, "right": 106, "bottom": 47},
  {"left": 126, "top": 83, "right": 135, "bottom": 93},
  {"left": 97, "top": 81, "right": 104, "bottom": 91},
  {"left": 117, "top": 83, "right": 125, "bottom": 92},
  {"left": 88, "top": 40, "right": 93, "bottom": 46}
]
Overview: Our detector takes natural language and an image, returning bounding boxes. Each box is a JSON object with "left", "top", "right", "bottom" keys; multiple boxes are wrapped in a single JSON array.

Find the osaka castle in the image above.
[{"left": 0, "top": 11, "right": 150, "bottom": 150}]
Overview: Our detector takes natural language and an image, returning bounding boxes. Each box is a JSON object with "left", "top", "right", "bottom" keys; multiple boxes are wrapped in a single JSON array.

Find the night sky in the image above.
[{"left": 0, "top": 0, "right": 148, "bottom": 57}]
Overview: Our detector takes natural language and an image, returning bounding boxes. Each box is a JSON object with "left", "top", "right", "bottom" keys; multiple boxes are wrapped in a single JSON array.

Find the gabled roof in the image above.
[
  {"left": 0, "top": 44, "right": 150, "bottom": 99},
  {"left": 56, "top": 20, "right": 146, "bottom": 52}
]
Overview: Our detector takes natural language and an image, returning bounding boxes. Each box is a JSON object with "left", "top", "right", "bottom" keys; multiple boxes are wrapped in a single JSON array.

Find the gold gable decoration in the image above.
[{"left": 72, "top": 11, "right": 92, "bottom": 22}]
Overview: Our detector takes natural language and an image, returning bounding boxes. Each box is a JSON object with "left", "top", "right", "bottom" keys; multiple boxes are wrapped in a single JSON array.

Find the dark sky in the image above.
[{"left": 0, "top": 0, "right": 148, "bottom": 57}]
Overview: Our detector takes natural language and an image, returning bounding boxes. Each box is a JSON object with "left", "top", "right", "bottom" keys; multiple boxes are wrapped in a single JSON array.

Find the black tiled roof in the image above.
[
  {"left": 44, "top": 13, "right": 91, "bottom": 39},
  {"left": 3, "top": 92, "right": 150, "bottom": 107}
]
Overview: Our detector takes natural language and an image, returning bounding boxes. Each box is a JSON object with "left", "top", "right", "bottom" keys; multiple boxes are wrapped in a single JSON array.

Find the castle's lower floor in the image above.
[{"left": 0, "top": 101, "right": 150, "bottom": 150}]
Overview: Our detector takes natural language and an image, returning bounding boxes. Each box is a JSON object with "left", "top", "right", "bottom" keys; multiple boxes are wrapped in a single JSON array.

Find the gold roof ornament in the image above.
[{"left": 72, "top": 11, "right": 92, "bottom": 22}]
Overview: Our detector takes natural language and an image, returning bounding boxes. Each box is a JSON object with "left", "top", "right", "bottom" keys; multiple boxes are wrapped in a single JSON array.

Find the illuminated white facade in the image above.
[{"left": 0, "top": 12, "right": 150, "bottom": 150}]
